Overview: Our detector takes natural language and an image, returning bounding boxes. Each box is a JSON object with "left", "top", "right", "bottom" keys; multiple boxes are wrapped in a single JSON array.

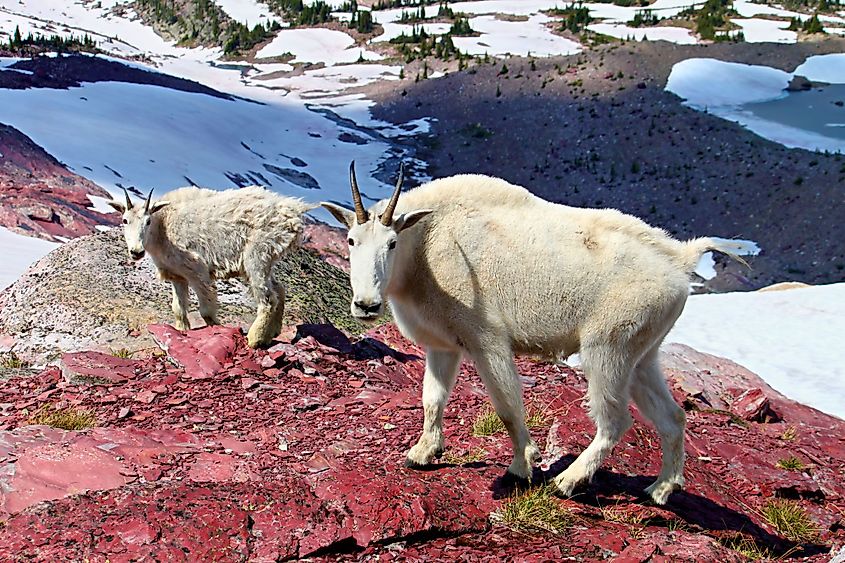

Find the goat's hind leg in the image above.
[
  {"left": 554, "top": 343, "right": 634, "bottom": 497},
  {"left": 195, "top": 280, "right": 219, "bottom": 327},
  {"left": 170, "top": 279, "right": 190, "bottom": 331},
  {"left": 631, "top": 348, "right": 686, "bottom": 505},
  {"left": 406, "top": 348, "right": 461, "bottom": 468},
  {"left": 473, "top": 348, "right": 541, "bottom": 481},
  {"left": 265, "top": 278, "right": 286, "bottom": 341},
  {"left": 244, "top": 245, "right": 279, "bottom": 348}
]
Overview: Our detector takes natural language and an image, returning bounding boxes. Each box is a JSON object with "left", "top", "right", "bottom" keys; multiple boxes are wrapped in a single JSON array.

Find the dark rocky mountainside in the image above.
[
  {"left": 0, "top": 322, "right": 843, "bottom": 560},
  {"left": 0, "top": 124, "right": 115, "bottom": 241},
  {"left": 371, "top": 39, "right": 845, "bottom": 292}
]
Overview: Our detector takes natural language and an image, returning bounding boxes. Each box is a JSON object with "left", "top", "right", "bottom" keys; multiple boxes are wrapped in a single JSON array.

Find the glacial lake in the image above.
[{"left": 743, "top": 83, "right": 845, "bottom": 143}]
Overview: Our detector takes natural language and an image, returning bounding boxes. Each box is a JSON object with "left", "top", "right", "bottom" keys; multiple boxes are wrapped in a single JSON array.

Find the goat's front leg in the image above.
[
  {"left": 170, "top": 279, "right": 190, "bottom": 331},
  {"left": 473, "top": 347, "right": 541, "bottom": 480},
  {"left": 406, "top": 348, "right": 461, "bottom": 468}
]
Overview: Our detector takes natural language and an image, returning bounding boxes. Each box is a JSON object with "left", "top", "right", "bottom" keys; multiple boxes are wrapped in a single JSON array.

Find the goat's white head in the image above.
[
  {"left": 321, "top": 162, "right": 431, "bottom": 321},
  {"left": 107, "top": 188, "right": 169, "bottom": 261}
]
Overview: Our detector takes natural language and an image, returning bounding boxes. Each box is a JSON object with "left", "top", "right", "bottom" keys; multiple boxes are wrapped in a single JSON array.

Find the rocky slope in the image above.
[
  {"left": 0, "top": 123, "right": 115, "bottom": 241},
  {"left": 370, "top": 39, "right": 845, "bottom": 292},
  {"left": 0, "top": 225, "right": 361, "bottom": 365},
  {"left": 0, "top": 321, "right": 842, "bottom": 560}
]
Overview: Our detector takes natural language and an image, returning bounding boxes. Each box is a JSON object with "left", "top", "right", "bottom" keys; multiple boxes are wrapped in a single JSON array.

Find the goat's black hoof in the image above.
[
  {"left": 501, "top": 471, "right": 531, "bottom": 490},
  {"left": 404, "top": 458, "right": 428, "bottom": 470}
]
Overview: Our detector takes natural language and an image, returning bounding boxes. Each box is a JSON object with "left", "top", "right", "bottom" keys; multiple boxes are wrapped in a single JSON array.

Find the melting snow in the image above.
[
  {"left": 0, "top": 227, "right": 60, "bottom": 290},
  {"left": 666, "top": 55, "right": 845, "bottom": 152},
  {"left": 667, "top": 283, "right": 845, "bottom": 420}
]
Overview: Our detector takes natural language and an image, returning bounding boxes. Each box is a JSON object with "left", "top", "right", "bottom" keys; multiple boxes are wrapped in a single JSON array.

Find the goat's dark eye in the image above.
[
  {"left": 388, "top": 240, "right": 396, "bottom": 250},
  {"left": 348, "top": 238, "right": 355, "bottom": 246},
  {"left": 122, "top": 218, "right": 127, "bottom": 225}
]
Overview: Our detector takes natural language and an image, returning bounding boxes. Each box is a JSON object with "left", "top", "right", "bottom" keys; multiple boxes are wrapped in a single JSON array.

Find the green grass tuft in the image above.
[
  {"left": 110, "top": 347, "right": 133, "bottom": 359},
  {"left": 28, "top": 405, "right": 97, "bottom": 430},
  {"left": 775, "top": 456, "right": 805, "bottom": 471},
  {"left": 761, "top": 499, "right": 819, "bottom": 543},
  {"left": 472, "top": 404, "right": 551, "bottom": 437},
  {"left": 493, "top": 485, "right": 572, "bottom": 535},
  {"left": 471, "top": 406, "right": 507, "bottom": 437},
  {"left": 525, "top": 404, "right": 551, "bottom": 429},
  {"left": 718, "top": 535, "right": 774, "bottom": 560},
  {"left": 0, "top": 351, "right": 28, "bottom": 369}
]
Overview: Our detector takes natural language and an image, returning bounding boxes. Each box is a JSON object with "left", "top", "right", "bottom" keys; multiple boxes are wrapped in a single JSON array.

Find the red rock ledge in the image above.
[{"left": 0, "top": 323, "right": 842, "bottom": 561}]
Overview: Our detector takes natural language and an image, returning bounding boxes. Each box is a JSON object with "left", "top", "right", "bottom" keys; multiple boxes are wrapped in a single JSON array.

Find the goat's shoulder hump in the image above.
[{"left": 404, "top": 174, "right": 538, "bottom": 213}]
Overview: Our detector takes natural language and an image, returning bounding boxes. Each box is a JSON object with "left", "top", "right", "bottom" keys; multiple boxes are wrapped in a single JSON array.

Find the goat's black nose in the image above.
[
  {"left": 130, "top": 250, "right": 145, "bottom": 260},
  {"left": 355, "top": 301, "right": 382, "bottom": 314}
]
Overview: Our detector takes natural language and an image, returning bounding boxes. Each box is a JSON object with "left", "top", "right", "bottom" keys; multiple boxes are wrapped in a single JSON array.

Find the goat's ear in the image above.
[
  {"left": 320, "top": 202, "right": 356, "bottom": 229},
  {"left": 106, "top": 200, "right": 125, "bottom": 213},
  {"left": 148, "top": 200, "right": 170, "bottom": 215},
  {"left": 395, "top": 209, "right": 432, "bottom": 232}
]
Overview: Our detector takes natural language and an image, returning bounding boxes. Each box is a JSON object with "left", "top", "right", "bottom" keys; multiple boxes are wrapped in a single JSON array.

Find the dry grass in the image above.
[
  {"left": 780, "top": 426, "right": 798, "bottom": 441},
  {"left": 471, "top": 403, "right": 552, "bottom": 437},
  {"left": 471, "top": 406, "right": 507, "bottom": 437},
  {"left": 110, "top": 347, "right": 133, "bottom": 359},
  {"left": 28, "top": 405, "right": 97, "bottom": 430},
  {"left": 775, "top": 456, "right": 805, "bottom": 471},
  {"left": 492, "top": 485, "right": 573, "bottom": 535},
  {"left": 601, "top": 504, "right": 647, "bottom": 527},
  {"left": 442, "top": 447, "right": 487, "bottom": 465},
  {"left": 525, "top": 404, "right": 551, "bottom": 429},
  {"left": 718, "top": 535, "right": 774, "bottom": 560},
  {"left": 0, "top": 351, "right": 28, "bottom": 369},
  {"left": 761, "top": 499, "right": 819, "bottom": 543}
]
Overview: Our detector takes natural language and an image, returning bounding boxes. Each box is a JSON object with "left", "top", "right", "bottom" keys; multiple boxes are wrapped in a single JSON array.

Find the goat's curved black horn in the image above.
[
  {"left": 349, "top": 161, "right": 368, "bottom": 224},
  {"left": 144, "top": 188, "right": 154, "bottom": 213},
  {"left": 121, "top": 186, "right": 132, "bottom": 209},
  {"left": 381, "top": 163, "right": 404, "bottom": 226}
]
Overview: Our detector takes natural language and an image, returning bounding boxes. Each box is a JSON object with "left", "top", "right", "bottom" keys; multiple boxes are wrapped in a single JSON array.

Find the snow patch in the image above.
[
  {"left": 666, "top": 58, "right": 791, "bottom": 108},
  {"left": 587, "top": 23, "right": 698, "bottom": 44},
  {"left": 257, "top": 28, "right": 383, "bottom": 65},
  {"left": 452, "top": 14, "right": 581, "bottom": 57},
  {"left": 212, "top": 0, "right": 279, "bottom": 27},
  {"left": 667, "top": 283, "right": 845, "bottom": 420},
  {"left": 0, "top": 227, "right": 59, "bottom": 290},
  {"left": 794, "top": 53, "right": 845, "bottom": 84}
]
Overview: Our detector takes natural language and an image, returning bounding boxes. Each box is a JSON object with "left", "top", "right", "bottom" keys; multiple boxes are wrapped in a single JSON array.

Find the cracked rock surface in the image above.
[{"left": 0, "top": 322, "right": 842, "bottom": 560}]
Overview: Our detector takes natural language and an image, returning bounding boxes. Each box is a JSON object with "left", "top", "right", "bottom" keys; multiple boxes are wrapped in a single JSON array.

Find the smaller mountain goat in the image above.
[
  {"left": 322, "top": 163, "right": 748, "bottom": 505},
  {"left": 108, "top": 186, "right": 310, "bottom": 348}
]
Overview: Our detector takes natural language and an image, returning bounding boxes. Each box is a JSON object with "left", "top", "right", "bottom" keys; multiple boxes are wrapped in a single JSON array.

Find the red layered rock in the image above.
[
  {"left": 0, "top": 323, "right": 842, "bottom": 560},
  {"left": 0, "top": 123, "right": 116, "bottom": 241}
]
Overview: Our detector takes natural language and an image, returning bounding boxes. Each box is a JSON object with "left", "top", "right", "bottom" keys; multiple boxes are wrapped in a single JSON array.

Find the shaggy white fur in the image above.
[
  {"left": 323, "top": 172, "right": 747, "bottom": 505},
  {"left": 110, "top": 186, "right": 310, "bottom": 348}
]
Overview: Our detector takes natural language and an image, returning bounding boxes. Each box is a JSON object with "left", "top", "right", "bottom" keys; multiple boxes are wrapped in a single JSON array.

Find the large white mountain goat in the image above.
[
  {"left": 108, "top": 186, "right": 310, "bottom": 348},
  {"left": 322, "top": 163, "right": 748, "bottom": 504}
]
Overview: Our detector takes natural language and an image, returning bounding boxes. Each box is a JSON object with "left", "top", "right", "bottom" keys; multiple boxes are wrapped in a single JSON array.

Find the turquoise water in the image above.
[{"left": 744, "top": 84, "right": 845, "bottom": 142}]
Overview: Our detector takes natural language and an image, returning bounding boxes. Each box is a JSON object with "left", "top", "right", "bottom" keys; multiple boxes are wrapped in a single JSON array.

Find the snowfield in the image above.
[
  {"left": 0, "top": 227, "right": 59, "bottom": 290},
  {"left": 257, "top": 28, "right": 383, "bottom": 64},
  {"left": 586, "top": 23, "right": 698, "bottom": 44},
  {"left": 667, "top": 283, "right": 845, "bottom": 420},
  {"left": 212, "top": 0, "right": 279, "bottom": 27},
  {"left": 452, "top": 14, "right": 581, "bottom": 57},
  {"left": 0, "top": 77, "right": 404, "bottom": 209}
]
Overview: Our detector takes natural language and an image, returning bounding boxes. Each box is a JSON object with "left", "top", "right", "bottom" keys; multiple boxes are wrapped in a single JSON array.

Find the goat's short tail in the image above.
[{"left": 679, "top": 236, "right": 758, "bottom": 273}]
